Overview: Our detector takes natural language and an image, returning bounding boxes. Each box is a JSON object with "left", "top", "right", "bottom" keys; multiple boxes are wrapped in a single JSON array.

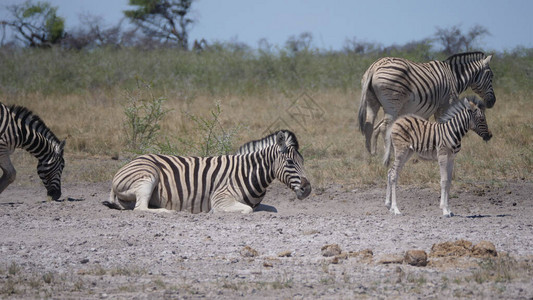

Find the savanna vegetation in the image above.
[{"left": 0, "top": 0, "right": 531, "bottom": 190}]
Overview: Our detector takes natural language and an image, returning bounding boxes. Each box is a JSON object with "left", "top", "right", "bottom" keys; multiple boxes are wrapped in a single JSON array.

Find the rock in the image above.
[
  {"left": 321, "top": 244, "right": 342, "bottom": 257},
  {"left": 277, "top": 250, "right": 292, "bottom": 257},
  {"left": 348, "top": 249, "right": 373, "bottom": 263},
  {"left": 404, "top": 250, "right": 428, "bottom": 267},
  {"left": 240, "top": 246, "right": 259, "bottom": 257},
  {"left": 472, "top": 241, "right": 497, "bottom": 257},
  {"left": 430, "top": 240, "right": 473, "bottom": 257},
  {"left": 376, "top": 254, "right": 404, "bottom": 264}
]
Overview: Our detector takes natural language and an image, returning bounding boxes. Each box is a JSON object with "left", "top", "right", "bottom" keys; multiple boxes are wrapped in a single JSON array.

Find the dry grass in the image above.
[{"left": 4, "top": 88, "right": 532, "bottom": 189}]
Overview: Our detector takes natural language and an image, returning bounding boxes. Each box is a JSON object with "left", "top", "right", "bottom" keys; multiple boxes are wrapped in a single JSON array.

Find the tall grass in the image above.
[{"left": 0, "top": 46, "right": 531, "bottom": 187}]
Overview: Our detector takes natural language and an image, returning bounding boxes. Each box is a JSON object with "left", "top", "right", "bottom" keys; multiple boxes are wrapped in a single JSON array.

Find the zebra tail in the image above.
[
  {"left": 102, "top": 189, "right": 123, "bottom": 210},
  {"left": 358, "top": 71, "right": 373, "bottom": 133}
]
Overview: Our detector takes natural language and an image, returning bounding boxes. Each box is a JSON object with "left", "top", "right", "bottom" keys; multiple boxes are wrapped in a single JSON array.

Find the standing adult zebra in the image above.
[
  {"left": 384, "top": 96, "right": 492, "bottom": 217},
  {"left": 105, "top": 131, "right": 311, "bottom": 213},
  {"left": 358, "top": 52, "right": 495, "bottom": 156},
  {"left": 0, "top": 103, "right": 66, "bottom": 200}
]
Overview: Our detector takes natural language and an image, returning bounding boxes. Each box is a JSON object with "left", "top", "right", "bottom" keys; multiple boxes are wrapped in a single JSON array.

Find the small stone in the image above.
[
  {"left": 80, "top": 258, "right": 89, "bottom": 264},
  {"left": 263, "top": 262, "right": 273, "bottom": 268},
  {"left": 277, "top": 250, "right": 292, "bottom": 257},
  {"left": 404, "top": 250, "right": 428, "bottom": 267},
  {"left": 240, "top": 246, "right": 259, "bottom": 257},
  {"left": 321, "top": 244, "right": 342, "bottom": 257}
]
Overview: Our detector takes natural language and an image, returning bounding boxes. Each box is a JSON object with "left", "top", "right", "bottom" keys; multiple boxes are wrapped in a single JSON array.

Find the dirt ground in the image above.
[{"left": 1, "top": 176, "right": 533, "bottom": 299}]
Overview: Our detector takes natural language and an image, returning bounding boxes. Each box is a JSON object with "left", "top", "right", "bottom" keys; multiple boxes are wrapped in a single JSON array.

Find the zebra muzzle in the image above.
[
  {"left": 483, "top": 131, "right": 493, "bottom": 141},
  {"left": 295, "top": 177, "right": 312, "bottom": 200}
]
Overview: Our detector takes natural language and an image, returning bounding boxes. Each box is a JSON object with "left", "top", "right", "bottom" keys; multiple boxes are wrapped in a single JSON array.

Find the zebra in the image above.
[
  {"left": 358, "top": 52, "right": 495, "bottom": 156},
  {"left": 104, "top": 131, "right": 311, "bottom": 213},
  {"left": 0, "top": 103, "right": 66, "bottom": 200},
  {"left": 384, "top": 96, "right": 492, "bottom": 217},
  {"left": 235, "top": 129, "right": 298, "bottom": 154}
]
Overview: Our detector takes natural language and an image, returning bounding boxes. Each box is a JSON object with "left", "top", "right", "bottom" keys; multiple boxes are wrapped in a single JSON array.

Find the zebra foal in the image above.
[
  {"left": 384, "top": 96, "right": 492, "bottom": 217},
  {"left": 358, "top": 52, "right": 495, "bottom": 156},
  {"left": 0, "top": 103, "right": 65, "bottom": 200},
  {"left": 105, "top": 131, "right": 311, "bottom": 213}
]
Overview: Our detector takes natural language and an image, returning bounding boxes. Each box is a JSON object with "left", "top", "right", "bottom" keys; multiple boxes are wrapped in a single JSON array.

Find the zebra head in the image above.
[
  {"left": 37, "top": 140, "right": 66, "bottom": 200},
  {"left": 273, "top": 131, "right": 311, "bottom": 200},
  {"left": 471, "top": 55, "right": 496, "bottom": 109},
  {"left": 466, "top": 97, "right": 492, "bottom": 142}
]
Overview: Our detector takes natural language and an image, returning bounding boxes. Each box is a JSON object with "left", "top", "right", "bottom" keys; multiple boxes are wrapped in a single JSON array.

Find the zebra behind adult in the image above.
[
  {"left": 0, "top": 103, "right": 66, "bottom": 200},
  {"left": 105, "top": 131, "right": 311, "bottom": 213},
  {"left": 358, "top": 52, "right": 495, "bottom": 156},
  {"left": 384, "top": 96, "right": 492, "bottom": 217}
]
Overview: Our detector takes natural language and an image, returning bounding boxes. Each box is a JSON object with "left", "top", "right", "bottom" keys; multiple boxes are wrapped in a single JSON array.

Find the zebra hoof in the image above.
[{"left": 443, "top": 211, "right": 455, "bottom": 218}]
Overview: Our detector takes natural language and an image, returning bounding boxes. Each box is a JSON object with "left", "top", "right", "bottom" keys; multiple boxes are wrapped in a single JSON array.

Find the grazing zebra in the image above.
[
  {"left": 384, "top": 96, "right": 492, "bottom": 217},
  {"left": 105, "top": 131, "right": 311, "bottom": 213},
  {"left": 235, "top": 130, "right": 298, "bottom": 154},
  {"left": 358, "top": 52, "right": 495, "bottom": 156},
  {"left": 0, "top": 103, "right": 66, "bottom": 200}
]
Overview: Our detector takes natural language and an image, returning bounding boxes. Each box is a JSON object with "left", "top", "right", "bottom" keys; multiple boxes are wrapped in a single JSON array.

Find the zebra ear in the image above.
[
  {"left": 276, "top": 131, "right": 288, "bottom": 153},
  {"left": 483, "top": 55, "right": 492, "bottom": 67}
]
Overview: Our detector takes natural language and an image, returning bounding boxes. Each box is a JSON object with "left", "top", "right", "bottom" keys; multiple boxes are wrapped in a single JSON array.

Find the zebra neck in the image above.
[
  {"left": 241, "top": 148, "right": 277, "bottom": 192},
  {"left": 448, "top": 59, "right": 482, "bottom": 94},
  {"left": 438, "top": 109, "right": 470, "bottom": 147},
  {"left": 17, "top": 125, "right": 61, "bottom": 162}
]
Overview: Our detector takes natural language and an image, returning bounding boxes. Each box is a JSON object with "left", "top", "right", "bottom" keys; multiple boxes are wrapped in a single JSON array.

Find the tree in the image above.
[
  {"left": 285, "top": 32, "right": 313, "bottom": 53},
  {"left": 3, "top": 0, "right": 65, "bottom": 48},
  {"left": 62, "top": 13, "right": 128, "bottom": 50},
  {"left": 435, "top": 24, "right": 489, "bottom": 55},
  {"left": 124, "top": 0, "right": 194, "bottom": 50}
]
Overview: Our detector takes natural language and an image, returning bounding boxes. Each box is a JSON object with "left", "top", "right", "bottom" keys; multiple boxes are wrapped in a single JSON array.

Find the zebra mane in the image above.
[
  {"left": 8, "top": 105, "right": 62, "bottom": 146},
  {"left": 438, "top": 96, "right": 485, "bottom": 123},
  {"left": 236, "top": 130, "right": 299, "bottom": 154},
  {"left": 444, "top": 51, "right": 486, "bottom": 64}
]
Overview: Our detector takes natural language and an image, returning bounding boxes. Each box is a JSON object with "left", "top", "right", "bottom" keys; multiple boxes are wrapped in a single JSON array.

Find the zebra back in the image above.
[{"left": 236, "top": 130, "right": 299, "bottom": 154}]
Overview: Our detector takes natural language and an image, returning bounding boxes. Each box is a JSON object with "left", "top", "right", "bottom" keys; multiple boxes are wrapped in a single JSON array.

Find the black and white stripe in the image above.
[
  {"left": 235, "top": 130, "right": 298, "bottom": 154},
  {"left": 383, "top": 96, "right": 492, "bottom": 216},
  {"left": 106, "top": 131, "right": 311, "bottom": 213},
  {"left": 0, "top": 103, "right": 66, "bottom": 200},
  {"left": 358, "top": 52, "right": 495, "bottom": 155}
]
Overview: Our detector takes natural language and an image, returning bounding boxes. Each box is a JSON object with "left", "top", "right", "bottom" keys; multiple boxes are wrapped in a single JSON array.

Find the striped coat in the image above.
[
  {"left": 358, "top": 52, "right": 495, "bottom": 155},
  {"left": 106, "top": 131, "right": 311, "bottom": 213},
  {"left": 0, "top": 103, "right": 65, "bottom": 200},
  {"left": 384, "top": 96, "right": 492, "bottom": 216}
]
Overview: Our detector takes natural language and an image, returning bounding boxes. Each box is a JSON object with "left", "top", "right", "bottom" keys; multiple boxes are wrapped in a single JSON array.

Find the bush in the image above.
[{"left": 123, "top": 78, "right": 170, "bottom": 153}]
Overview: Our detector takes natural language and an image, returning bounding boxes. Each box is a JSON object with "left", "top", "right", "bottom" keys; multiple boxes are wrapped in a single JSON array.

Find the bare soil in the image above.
[{"left": 1, "top": 177, "right": 533, "bottom": 299}]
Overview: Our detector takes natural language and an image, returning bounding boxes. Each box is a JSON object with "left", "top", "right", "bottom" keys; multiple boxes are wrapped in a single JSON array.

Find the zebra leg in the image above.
[
  {"left": 0, "top": 154, "right": 16, "bottom": 194},
  {"left": 210, "top": 189, "right": 253, "bottom": 214},
  {"left": 387, "top": 149, "right": 412, "bottom": 215},
  {"left": 211, "top": 200, "right": 253, "bottom": 214},
  {"left": 131, "top": 180, "right": 173, "bottom": 213},
  {"left": 438, "top": 153, "right": 455, "bottom": 217}
]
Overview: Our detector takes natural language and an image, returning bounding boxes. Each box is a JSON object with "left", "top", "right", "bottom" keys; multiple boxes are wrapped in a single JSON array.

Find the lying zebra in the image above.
[
  {"left": 384, "top": 96, "right": 492, "bottom": 217},
  {"left": 0, "top": 103, "right": 65, "bottom": 200},
  {"left": 104, "top": 131, "right": 311, "bottom": 213}
]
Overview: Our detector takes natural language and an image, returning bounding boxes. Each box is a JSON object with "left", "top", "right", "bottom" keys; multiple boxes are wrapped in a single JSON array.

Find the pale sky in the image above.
[{"left": 1, "top": 0, "right": 532, "bottom": 51}]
